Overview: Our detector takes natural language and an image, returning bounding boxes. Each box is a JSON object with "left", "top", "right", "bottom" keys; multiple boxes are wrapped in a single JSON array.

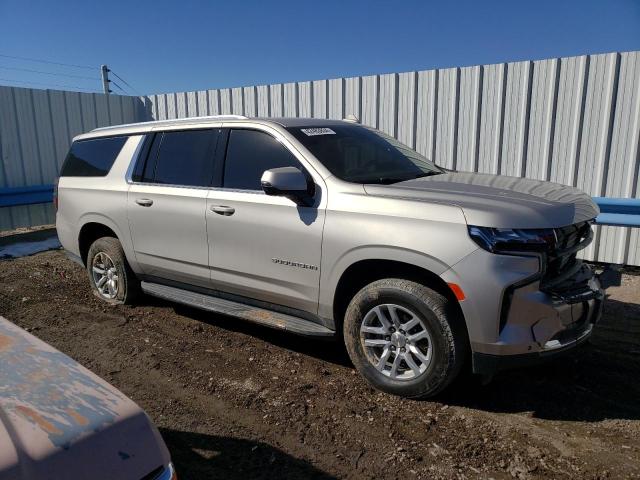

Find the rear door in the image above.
[
  {"left": 206, "top": 126, "right": 326, "bottom": 314},
  {"left": 127, "top": 128, "right": 221, "bottom": 287}
]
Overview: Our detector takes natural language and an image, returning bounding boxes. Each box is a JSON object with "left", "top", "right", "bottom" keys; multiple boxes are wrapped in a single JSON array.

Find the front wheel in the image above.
[
  {"left": 343, "top": 279, "right": 467, "bottom": 399},
  {"left": 86, "top": 236, "right": 139, "bottom": 305}
]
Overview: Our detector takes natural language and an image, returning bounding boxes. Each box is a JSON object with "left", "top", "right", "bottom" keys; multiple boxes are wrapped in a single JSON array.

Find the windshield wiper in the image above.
[
  {"left": 412, "top": 171, "right": 443, "bottom": 179},
  {"left": 358, "top": 171, "right": 443, "bottom": 185},
  {"left": 366, "top": 177, "right": 411, "bottom": 185},
  {"left": 374, "top": 172, "right": 443, "bottom": 184}
]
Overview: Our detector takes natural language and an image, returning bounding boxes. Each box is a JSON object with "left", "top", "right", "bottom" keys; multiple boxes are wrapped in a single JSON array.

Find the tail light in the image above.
[{"left": 53, "top": 177, "right": 59, "bottom": 211}]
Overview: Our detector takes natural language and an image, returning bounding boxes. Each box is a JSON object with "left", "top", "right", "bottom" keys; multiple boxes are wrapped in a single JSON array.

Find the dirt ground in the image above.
[{"left": 1, "top": 250, "right": 639, "bottom": 479}]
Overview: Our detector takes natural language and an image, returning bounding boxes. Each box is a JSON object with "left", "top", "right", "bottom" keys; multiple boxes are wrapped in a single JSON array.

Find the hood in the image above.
[
  {"left": 0, "top": 317, "right": 170, "bottom": 480},
  {"left": 363, "top": 172, "right": 598, "bottom": 228}
]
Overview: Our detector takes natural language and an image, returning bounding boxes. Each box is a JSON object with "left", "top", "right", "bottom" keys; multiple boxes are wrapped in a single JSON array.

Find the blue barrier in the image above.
[
  {"left": 593, "top": 197, "right": 640, "bottom": 227},
  {"left": 0, "top": 185, "right": 54, "bottom": 207}
]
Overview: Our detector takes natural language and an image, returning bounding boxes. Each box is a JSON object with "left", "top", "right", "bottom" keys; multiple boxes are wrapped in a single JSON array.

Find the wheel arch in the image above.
[
  {"left": 76, "top": 214, "right": 130, "bottom": 266},
  {"left": 330, "top": 257, "right": 467, "bottom": 335}
]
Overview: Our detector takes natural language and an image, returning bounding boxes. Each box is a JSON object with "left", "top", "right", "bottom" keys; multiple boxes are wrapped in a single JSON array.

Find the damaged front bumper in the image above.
[{"left": 471, "top": 263, "right": 618, "bottom": 376}]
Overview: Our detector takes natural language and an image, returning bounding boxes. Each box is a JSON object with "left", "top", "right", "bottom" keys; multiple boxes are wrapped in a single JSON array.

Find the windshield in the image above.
[{"left": 286, "top": 124, "right": 443, "bottom": 184}]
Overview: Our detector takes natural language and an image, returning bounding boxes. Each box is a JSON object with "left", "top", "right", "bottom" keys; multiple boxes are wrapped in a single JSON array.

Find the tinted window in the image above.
[
  {"left": 131, "top": 134, "right": 156, "bottom": 182},
  {"left": 60, "top": 136, "right": 127, "bottom": 177},
  {"left": 152, "top": 130, "right": 217, "bottom": 187},
  {"left": 286, "top": 125, "right": 442, "bottom": 184},
  {"left": 223, "top": 129, "right": 301, "bottom": 190}
]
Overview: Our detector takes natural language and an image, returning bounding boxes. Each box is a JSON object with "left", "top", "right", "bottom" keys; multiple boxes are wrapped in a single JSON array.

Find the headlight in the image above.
[{"left": 468, "top": 225, "right": 556, "bottom": 254}]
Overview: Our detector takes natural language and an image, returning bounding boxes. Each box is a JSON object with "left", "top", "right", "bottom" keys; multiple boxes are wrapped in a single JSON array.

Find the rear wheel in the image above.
[
  {"left": 86, "top": 237, "right": 139, "bottom": 305},
  {"left": 343, "top": 279, "right": 467, "bottom": 399}
]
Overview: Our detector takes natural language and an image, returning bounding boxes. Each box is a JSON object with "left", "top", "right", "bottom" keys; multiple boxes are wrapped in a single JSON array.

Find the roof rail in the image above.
[
  {"left": 91, "top": 115, "right": 249, "bottom": 132},
  {"left": 188, "top": 115, "right": 248, "bottom": 121}
]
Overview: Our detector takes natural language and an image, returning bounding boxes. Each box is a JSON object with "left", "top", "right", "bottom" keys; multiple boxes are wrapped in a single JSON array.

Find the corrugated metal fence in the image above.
[
  {"left": 146, "top": 51, "right": 640, "bottom": 265},
  {"left": 0, "top": 86, "right": 150, "bottom": 230},
  {"left": 1, "top": 51, "right": 639, "bottom": 265}
]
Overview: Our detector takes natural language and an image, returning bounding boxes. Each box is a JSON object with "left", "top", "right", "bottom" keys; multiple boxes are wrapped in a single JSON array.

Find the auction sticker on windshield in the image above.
[{"left": 300, "top": 127, "right": 336, "bottom": 136}]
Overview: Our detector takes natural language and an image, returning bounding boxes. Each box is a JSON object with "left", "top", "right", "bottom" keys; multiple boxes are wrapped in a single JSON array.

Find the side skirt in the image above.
[{"left": 141, "top": 281, "right": 335, "bottom": 338}]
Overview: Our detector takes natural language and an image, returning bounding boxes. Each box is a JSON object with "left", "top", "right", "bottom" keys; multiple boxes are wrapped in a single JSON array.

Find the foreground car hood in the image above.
[
  {"left": 364, "top": 172, "right": 598, "bottom": 228},
  {"left": 0, "top": 317, "right": 170, "bottom": 480}
]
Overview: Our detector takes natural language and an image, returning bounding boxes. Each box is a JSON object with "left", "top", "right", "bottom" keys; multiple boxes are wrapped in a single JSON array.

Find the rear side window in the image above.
[
  {"left": 60, "top": 136, "right": 127, "bottom": 177},
  {"left": 223, "top": 129, "right": 301, "bottom": 190},
  {"left": 138, "top": 130, "right": 218, "bottom": 187}
]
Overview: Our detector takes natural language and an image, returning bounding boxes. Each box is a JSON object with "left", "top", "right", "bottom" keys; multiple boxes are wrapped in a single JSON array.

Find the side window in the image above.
[
  {"left": 60, "top": 136, "right": 127, "bottom": 177},
  {"left": 223, "top": 129, "right": 302, "bottom": 190},
  {"left": 151, "top": 130, "right": 218, "bottom": 187},
  {"left": 131, "top": 134, "right": 157, "bottom": 183}
]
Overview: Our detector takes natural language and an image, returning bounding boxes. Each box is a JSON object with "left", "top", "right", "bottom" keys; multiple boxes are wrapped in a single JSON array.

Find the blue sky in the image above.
[{"left": 0, "top": 0, "right": 638, "bottom": 95}]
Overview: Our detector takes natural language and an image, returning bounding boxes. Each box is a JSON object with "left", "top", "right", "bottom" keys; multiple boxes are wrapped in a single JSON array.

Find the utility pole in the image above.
[{"left": 101, "top": 65, "right": 111, "bottom": 94}]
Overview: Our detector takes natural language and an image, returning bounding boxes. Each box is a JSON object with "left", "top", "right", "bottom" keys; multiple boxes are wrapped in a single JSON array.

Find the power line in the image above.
[
  {"left": 0, "top": 65, "right": 101, "bottom": 81},
  {"left": 0, "top": 77, "right": 102, "bottom": 93},
  {"left": 110, "top": 70, "right": 142, "bottom": 96},
  {"left": 0, "top": 53, "right": 97, "bottom": 70},
  {"left": 110, "top": 80, "right": 129, "bottom": 95}
]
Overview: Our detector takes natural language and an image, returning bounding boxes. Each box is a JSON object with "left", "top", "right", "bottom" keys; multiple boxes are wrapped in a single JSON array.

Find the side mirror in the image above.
[{"left": 261, "top": 166, "right": 315, "bottom": 206}]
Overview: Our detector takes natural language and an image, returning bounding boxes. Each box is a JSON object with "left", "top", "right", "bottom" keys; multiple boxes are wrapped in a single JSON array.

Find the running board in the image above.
[{"left": 140, "top": 282, "right": 334, "bottom": 337}]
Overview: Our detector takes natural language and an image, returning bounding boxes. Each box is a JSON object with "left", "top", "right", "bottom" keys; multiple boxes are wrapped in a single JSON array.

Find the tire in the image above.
[
  {"left": 86, "top": 236, "right": 139, "bottom": 305},
  {"left": 343, "top": 279, "right": 467, "bottom": 399}
]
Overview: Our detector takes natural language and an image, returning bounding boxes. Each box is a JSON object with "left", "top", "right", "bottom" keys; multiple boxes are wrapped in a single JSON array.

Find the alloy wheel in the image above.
[
  {"left": 91, "top": 252, "right": 119, "bottom": 300},
  {"left": 359, "top": 304, "right": 433, "bottom": 380}
]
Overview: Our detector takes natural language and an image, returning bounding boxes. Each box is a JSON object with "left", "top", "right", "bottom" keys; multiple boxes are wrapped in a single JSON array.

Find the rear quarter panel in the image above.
[{"left": 56, "top": 135, "right": 143, "bottom": 271}]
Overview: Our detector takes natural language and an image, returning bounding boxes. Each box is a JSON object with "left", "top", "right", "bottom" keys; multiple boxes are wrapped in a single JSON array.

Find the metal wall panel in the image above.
[
  {"left": 599, "top": 52, "right": 640, "bottom": 264},
  {"left": 208, "top": 90, "right": 220, "bottom": 116},
  {"left": 283, "top": 83, "right": 297, "bottom": 117},
  {"left": 415, "top": 70, "right": 437, "bottom": 159},
  {"left": 361, "top": 75, "right": 378, "bottom": 128},
  {"left": 312, "top": 79, "right": 327, "bottom": 119},
  {"left": 549, "top": 55, "right": 587, "bottom": 187},
  {"left": 269, "top": 84, "right": 283, "bottom": 117},
  {"left": 328, "top": 78, "right": 343, "bottom": 120},
  {"left": 526, "top": 59, "right": 558, "bottom": 181},
  {"left": 3, "top": 50, "right": 640, "bottom": 265},
  {"left": 0, "top": 86, "right": 148, "bottom": 230},
  {"left": 187, "top": 91, "right": 198, "bottom": 117},
  {"left": 397, "top": 72, "right": 417, "bottom": 149},
  {"left": 477, "top": 63, "right": 506, "bottom": 174},
  {"left": 197, "top": 91, "right": 209, "bottom": 116},
  {"left": 500, "top": 61, "right": 532, "bottom": 177},
  {"left": 231, "top": 87, "right": 243, "bottom": 115},
  {"left": 243, "top": 86, "right": 257, "bottom": 117},
  {"left": 435, "top": 68, "right": 458, "bottom": 169},
  {"left": 345, "top": 77, "right": 361, "bottom": 121},
  {"left": 298, "top": 81, "right": 312, "bottom": 117},
  {"left": 378, "top": 73, "right": 397, "bottom": 137},
  {"left": 456, "top": 66, "right": 481, "bottom": 172},
  {"left": 256, "top": 85, "right": 269, "bottom": 117},
  {"left": 219, "top": 89, "right": 231, "bottom": 114}
]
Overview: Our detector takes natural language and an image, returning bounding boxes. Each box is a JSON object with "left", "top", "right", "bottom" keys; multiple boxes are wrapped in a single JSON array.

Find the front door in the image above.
[
  {"left": 127, "top": 128, "right": 219, "bottom": 287},
  {"left": 206, "top": 127, "right": 325, "bottom": 315}
]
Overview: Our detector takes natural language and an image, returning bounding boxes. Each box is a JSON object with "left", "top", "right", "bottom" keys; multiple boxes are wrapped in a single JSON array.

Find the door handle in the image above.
[
  {"left": 135, "top": 198, "right": 153, "bottom": 207},
  {"left": 210, "top": 205, "right": 235, "bottom": 216}
]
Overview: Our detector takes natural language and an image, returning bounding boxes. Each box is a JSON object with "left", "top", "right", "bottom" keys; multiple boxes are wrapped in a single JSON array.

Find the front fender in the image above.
[{"left": 318, "top": 245, "right": 453, "bottom": 322}]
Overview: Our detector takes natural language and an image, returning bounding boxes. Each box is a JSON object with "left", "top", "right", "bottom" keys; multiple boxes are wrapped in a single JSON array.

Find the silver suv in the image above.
[{"left": 56, "top": 115, "right": 606, "bottom": 398}]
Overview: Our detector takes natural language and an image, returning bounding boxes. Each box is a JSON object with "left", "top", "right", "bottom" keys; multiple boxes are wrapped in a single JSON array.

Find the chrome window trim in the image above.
[
  {"left": 127, "top": 181, "right": 212, "bottom": 191},
  {"left": 208, "top": 186, "right": 266, "bottom": 195}
]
